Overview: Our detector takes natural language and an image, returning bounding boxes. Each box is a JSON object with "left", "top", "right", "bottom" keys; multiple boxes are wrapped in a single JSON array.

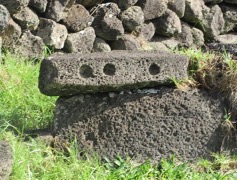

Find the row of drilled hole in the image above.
[{"left": 80, "top": 63, "right": 160, "bottom": 78}]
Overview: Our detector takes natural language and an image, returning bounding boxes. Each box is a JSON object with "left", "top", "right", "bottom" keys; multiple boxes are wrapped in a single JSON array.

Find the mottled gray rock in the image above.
[
  {"left": 214, "top": 33, "right": 237, "bottom": 44},
  {"left": 16, "top": 31, "right": 44, "bottom": 60},
  {"left": 204, "top": 43, "right": 237, "bottom": 55},
  {"left": 0, "top": 5, "right": 10, "bottom": 33},
  {"left": 224, "top": 0, "right": 237, "bottom": 4},
  {"left": 39, "top": 51, "right": 188, "bottom": 96},
  {"left": 45, "top": 0, "right": 75, "bottom": 22},
  {"left": 153, "top": 9, "right": 181, "bottom": 37},
  {"left": 76, "top": 0, "right": 103, "bottom": 7},
  {"left": 36, "top": 18, "right": 68, "bottom": 49},
  {"left": 54, "top": 88, "right": 230, "bottom": 162},
  {"left": 142, "top": 42, "right": 169, "bottom": 51},
  {"left": 0, "top": 18, "right": 22, "bottom": 50},
  {"left": 12, "top": 7, "right": 39, "bottom": 30},
  {"left": 110, "top": 0, "right": 138, "bottom": 10},
  {"left": 120, "top": 6, "right": 144, "bottom": 32},
  {"left": 0, "top": 140, "right": 13, "bottom": 180},
  {"left": 29, "top": 0, "right": 48, "bottom": 13},
  {"left": 110, "top": 34, "right": 141, "bottom": 50},
  {"left": 136, "top": 0, "right": 168, "bottom": 20},
  {"left": 168, "top": 0, "right": 185, "bottom": 18},
  {"left": 62, "top": 4, "right": 93, "bottom": 32},
  {"left": 64, "top": 27, "right": 96, "bottom": 53},
  {"left": 204, "top": 0, "right": 223, "bottom": 4},
  {"left": 220, "top": 4, "right": 237, "bottom": 33},
  {"left": 152, "top": 36, "right": 180, "bottom": 49},
  {"left": 192, "top": 27, "right": 205, "bottom": 47},
  {"left": 93, "top": 37, "right": 111, "bottom": 52},
  {"left": 0, "top": 0, "right": 29, "bottom": 14},
  {"left": 92, "top": 3, "right": 124, "bottom": 40},
  {"left": 0, "top": 37, "right": 2, "bottom": 58},
  {"left": 135, "top": 22, "right": 155, "bottom": 40}
]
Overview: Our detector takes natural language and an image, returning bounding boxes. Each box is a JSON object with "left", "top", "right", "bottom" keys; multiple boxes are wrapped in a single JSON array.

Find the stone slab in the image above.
[
  {"left": 39, "top": 51, "right": 188, "bottom": 96},
  {"left": 54, "top": 87, "right": 231, "bottom": 162}
]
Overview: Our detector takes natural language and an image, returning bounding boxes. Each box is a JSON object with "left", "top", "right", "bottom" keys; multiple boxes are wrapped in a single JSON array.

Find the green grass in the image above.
[{"left": 0, "top": 51, "right": 237, "bottom": 179}]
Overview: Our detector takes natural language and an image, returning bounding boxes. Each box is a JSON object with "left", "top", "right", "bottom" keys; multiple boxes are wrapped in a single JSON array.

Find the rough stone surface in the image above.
[
  {"left": 152, "top": 36, "right": 180, "bottom": 49},
  {"left": 191, "top": 27, "right": 205, "bottom": 47},
  {"left": 29, "top": 0, "right": 48, "bottom": 13},
  {"left": 135, "top": 22, "right": 155, "bottom": 41},
  {"left": 16, "top": 31, "right": 45, "bottom": 59},
  {"left": 39, "top": 51, "right": 189, "bottom": 96},
  {"left": 110, "top": 34, "right": 141, "bottom": 50},
  {"left": 45, "top": 0, "right": 75, "bottom": 22},
  {"left": 224, "top": 0, "right": 237, "bottom": 4},
  {"left": 0, "top": 18, "right": 22, "bottom": 50},
  {"left": 142, "top": 42, "right": 169, "bottom": 51},
  {"left": 64, "top": 27, "right": 96, "bottom": 53},
  {"left": 93, "top": 37, "right": 111, "bottom": 52},
  {"left": 136, "top": 0, "right": 168, "bottom": 20},
  {"left": 111, "top": 0, "right": 138, "bottom": 10},
  {"left": 204, "top": 43, "right": 237, "bottom": 56},
  {"left": 0, "top": 0, "right": 29, "bottom": 14},
  {"left": 92, "top": 3, "right": 124, "bottom": 41},
  {"left": 120, "top": 6, "right": 144, "bottom": 32},
  {"left": 54, "top": 88, "right": 230, "bottom": 162},
  {"left": 0, "top": 5, "right": 10, "bottom": 33},
  {"left": 214, "top": 33, "right": 237, "bottom": 44},
  {"left": 76, "top": 0, "right": 103, "bottom": 7},
  {"left": 153, "top": 9, "right": 182, "bottom": 37},
  {"left": 204, "top": 0, "right": 223, "bottom": 4},
  {"left": 12, "top": 7, "right": 39, "bottom": 30},
  {"left": 168, "top": 0, "right": 185, "bottom": 18},
  {"left": 62, "top": 4, "right": 93, "bottom": 32},
  {"left": 220, "top": 4, "right": 237, "bottom": 33},
  {"left": 0, "top": 140, "right": 13, "bottom": 180},
  {"left": 36, "top": 18, "right": 68, "bottom": 49}
]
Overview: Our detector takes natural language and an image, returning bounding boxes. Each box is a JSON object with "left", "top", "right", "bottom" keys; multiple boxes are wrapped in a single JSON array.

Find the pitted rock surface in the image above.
[
  {"left": 54, "top": 88, "right": 228, "bottom": 162},
  {"left": 39, "top": 51, "right": 188, "bottom": 96},
  {"left": 0, "top": 140, "right": 13, "bottom": 180}
]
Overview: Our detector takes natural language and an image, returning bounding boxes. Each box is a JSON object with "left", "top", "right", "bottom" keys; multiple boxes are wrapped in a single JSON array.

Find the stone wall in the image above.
[{"left": 0, "top": 0, "right": 237, "bottom": 59}]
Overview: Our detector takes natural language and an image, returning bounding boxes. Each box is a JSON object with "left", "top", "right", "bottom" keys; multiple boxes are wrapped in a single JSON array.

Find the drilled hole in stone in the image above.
[
  {"left": 79, "top": 64, "right": 94, "bottom": 78},
  {"left": 103, "top": 63, "right": 116, "bottom": 76},
  {"left": 149, "top": 63, "right": 160, "bottom": 75}
]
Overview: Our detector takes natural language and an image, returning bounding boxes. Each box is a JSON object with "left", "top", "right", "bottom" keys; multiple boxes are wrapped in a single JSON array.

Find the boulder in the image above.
[
  {"left": 0, "top": 5, "right": 10, "bottom": 33},
  {"left": 64, "top": 27, "right": 96, "bottom": 53},
  {"left": 45, "top": 0, "right": 75, "bottom": 22},
  {"left": 0, "top": 140, "right": 13, "bottom": 180},
  {"left": 29, "top": 0, "right": 48, "bottom": 13},
  {"left": 110, "top": 34, "right": 141, "bottom": 50},
  {"left": 214, "top": 33, "right": 237, "bottom": 44},
  {"left": 110, "top": 0, "right": 138, "bottom": 10},
  {"left": 62, "top": 4, "right": 93, "bottom": 32},
  {"left": 75, "top": 0, "right": 103, "bottom": 7},
  {"left": 38, "top": 51, "right": 189, "bottom": 96},
  {"left": 54, "top": 88, "right": 229, "bottom": 162},
  {"left": 93, "top": 37, "right": 111, "bottom": 52},
  {"left": 16, "top": 31, "right": 45, "bottom": 60},
  {"left": 142, "top": 41, "right": 169, "bottom": 51},
  {"left": 136, "top": 0, "right": 168, "bottom": 20},
  {"left": 135, "top": 22, "right": 155, "bottom": 41},
  {"left": 36, "top": 18, "right": 68, "bottom": 49},
  {"left": 153, "top": 9, "right": 182, "bottom": 37},
  {"left": 203, "top": 0, "right": 223, "bottom": 4},
  {"left": 168, "top": 0, "right": 185, "bottom": 18},
  {"left": 220, "top": 4, "right": 237, "bottom": 33},
  {"left": 12, "top": 7, "right": 39, "bottom": 30},
  {"left": 191, "top": 27, "right": 205, "bottom": 47},
  {"left": 0, "top": 0, "right": 29, "bottom": 14},
  {"left": 92, "top": 3, "right": 124, "bottom": 40},
  {"left": 151, "top": 36, "right": 180, "bottom": 49},
  {"left": 120, "top": 6, "right": 144, "bottom": 32},
  {"left": 224, "top": 0, "right": 237, "bottom": 4}
]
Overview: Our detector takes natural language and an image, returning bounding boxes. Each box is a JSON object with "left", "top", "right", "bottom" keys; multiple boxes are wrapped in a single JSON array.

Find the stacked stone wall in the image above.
[{"left": 0, "top": 0, "right": 237, "bottom": 59}]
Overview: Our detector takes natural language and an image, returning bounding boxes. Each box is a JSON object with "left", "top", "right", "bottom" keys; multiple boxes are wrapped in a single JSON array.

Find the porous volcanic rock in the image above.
[
  {"left": 0, "top": 0, "right": 29, "bottom": 14},
  {"left": 204, "top": 0, "right": 223, "bottom": 4},
  {"left": 110, "top": 34, "right": 141, "bottom": 50},
  {"left": 54, "top": 87, "right": 228, "bottom": 162},
  {"left": 214, "top": 33, "right": 237, "bottom": 44},
  {"left": 75, "top": 0, "right": 103, "bottom": 7},
  {"left": 224, "top": 0, "right": 237, "bottom": 4},
  {"left": 0, "top": 5, "right": 10, "bottom": 33},
  {"left": 135, "top": 22, "right": 155, "bottom": 41},
  {"left": 29, "top": 0, "right": 48, "bottom": 13},
  {"left": 111, "top": 0, "right": 138, "bottom": 10},
  {"left": 0, "top": 140, "right": 13, "bottom": 180},
  {"left": 38, "top": 51, "right": 188, "bottom": 96},
  {"left": 168, "top": 0, "right": 185, "bottom": 18},
  {"left": 93, "top": 37, "right": 111, "bottom": 52},
  {"left": 220, "top": 4, "right": 237, "bottom": 33}
]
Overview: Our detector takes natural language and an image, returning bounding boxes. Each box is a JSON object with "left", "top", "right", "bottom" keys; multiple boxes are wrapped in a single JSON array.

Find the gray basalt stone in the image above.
[
  {"left": 153, "top": 9, "right": 182, "bottom": 37},
  {"left": 0, "top": 5, "right": 10, "bottom": 33},
  {"left": 135, "top": 22, "right": 155, "bottom": 41},
  {"left": 93, "top": 37, "right": 111, "bottom": 52},
  {"left": 0, "top": 140, "right": 13, "bottom": 180},
  {"left": 29, "top": 0, "right": 48, "bottom": 13},
  {"left": 64, "top": 27, "right": 96, "bottom": 53},
  {"left": 62, "top": 4, "right": 93, "bottom": 32},
  {"left": 38, "top": 51, "right": 189, "bottom": 96},
  {"left": 16, "top": 31, "right": 45, "bottom": 60},
  {"left": 0, "top": 0, "right": 29, "bottom": 14},
  {"left": 54, "top": 88, "right": 230, "bottom": 162},
  {"left": 45, "top": 0, "right": 75, "bottom": 22},
  {"left": 36, "top": 18, "right": 68, "bottom": 49},
  {"left": 152, "top": 36, "right": 180, "bottom": 49},
  {"left": 224, "top": 0, "right": 237, "bottom": 4},
  {"left": 136, "top": 0, "right": 168, "bottom": 20},
  {"left": 220, "top": 4, "right": 237, "bottom": 33},
  {"left": 92, "top": 3, "right": 124, "bottom": 41},
  {"left": 110, "top": 34, "right": 141, "bottom": 50},
  {"left": 76, "top": 0, "right": 103, "bottom": 7},
  {"left": 203, "top": 0, "right": 223, "bottom": 4},
  {"left": 120, "top": 6, "right": 144, "bottom": 32},
  {"left": 214, "top": 33, "right": 237, "bottom": 44},
  {"left": 112, "top": 0, "right": 138, "bottom": 10},
  {"left": 12, "top": 7, "right": 39, "bottom": 30},
  {"left": 168, "top": 0, "right": 185, "bottom": 18}
]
